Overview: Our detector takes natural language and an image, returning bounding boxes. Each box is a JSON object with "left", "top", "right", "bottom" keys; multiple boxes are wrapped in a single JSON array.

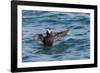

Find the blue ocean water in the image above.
[{"left": 22, "top": 10, "right": 90, "bottom": 62}]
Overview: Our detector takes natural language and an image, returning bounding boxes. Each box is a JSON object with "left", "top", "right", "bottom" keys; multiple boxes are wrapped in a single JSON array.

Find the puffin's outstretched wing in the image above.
[
  {"left": 53, "top": 30, "right": 69, "bottom": 41},
  {"left": 34, "top": 34, "right": 44, "bottom": 42}
]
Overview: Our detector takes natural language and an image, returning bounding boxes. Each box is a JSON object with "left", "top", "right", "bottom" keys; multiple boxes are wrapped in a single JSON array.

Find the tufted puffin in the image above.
[{"left": 34, "top": 28, "right": 69, "bottom": 47}]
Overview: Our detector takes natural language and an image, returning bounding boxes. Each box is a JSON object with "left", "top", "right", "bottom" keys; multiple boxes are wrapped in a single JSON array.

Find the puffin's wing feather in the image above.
[
  {"left": 53, "top": 30, "right": 69, "bottom": 41},
  {"left": 34, "top": 34, "right": 44, "bottom": 42}
]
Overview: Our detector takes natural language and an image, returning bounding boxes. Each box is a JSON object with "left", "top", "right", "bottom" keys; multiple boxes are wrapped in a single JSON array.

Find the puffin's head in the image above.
[{"left": 47, "top": 28, "right": 52, "bottom": 35}]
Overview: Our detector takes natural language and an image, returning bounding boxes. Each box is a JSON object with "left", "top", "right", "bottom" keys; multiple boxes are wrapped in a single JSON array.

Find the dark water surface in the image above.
[{"left": 22, "top": 10, "right": 90, "bottom": 62}]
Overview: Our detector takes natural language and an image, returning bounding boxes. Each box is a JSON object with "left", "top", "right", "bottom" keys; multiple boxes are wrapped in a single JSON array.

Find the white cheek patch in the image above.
[{"left": 48, "top": 29, "right": 52, "bottom": 33}]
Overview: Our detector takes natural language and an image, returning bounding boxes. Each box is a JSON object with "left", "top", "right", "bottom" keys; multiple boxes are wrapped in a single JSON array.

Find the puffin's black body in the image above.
[
  {"left": 43, "top": 32, "right": 53, "bottom": 46},
  {"left": 34, "top": 29, "right": 69, "bottom": 47}
]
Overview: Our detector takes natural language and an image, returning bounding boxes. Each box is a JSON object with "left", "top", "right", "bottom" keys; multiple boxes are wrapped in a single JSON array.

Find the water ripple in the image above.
[{"left": 22, "top": 10, "right": 90, "bottom": 62}]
